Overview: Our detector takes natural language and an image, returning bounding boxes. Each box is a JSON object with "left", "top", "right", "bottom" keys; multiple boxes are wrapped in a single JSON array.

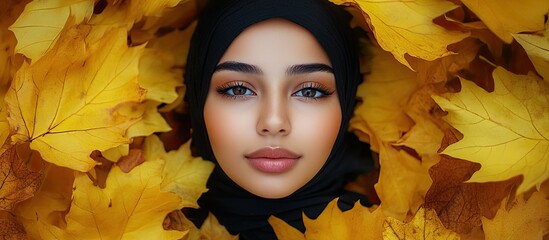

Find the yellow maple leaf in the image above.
[
  {"left": 8, "top": 0, "right": 94, "bottom": 63},
  {"left": 461, "top": 0, "right": 549, "bottom": 43},
  {"left": 143, "top": 135, "right": 214, "bottom": 209},
  {"left": 482, "top": 189, "right": 549, "bottom": 240},
  {"left": 330, "top": 0, "right": 468, "bottom": 69},
  {"left": 383, "top": 207, "right": 460, "bottom": 240},
  {"left": 375, "top": 143, "right": 436, "bottom": 220},
  {"left": 5, "top": 26, "right": 145, "bottom": 172},
  {"left": 513, "top": 22, "right": 549, "bottom": 82},
  {"left": 120, "top": 101, "right": 172, "bottom": 138},
  {"left": 432, "top": 67, "right": 549, "bottom": 194},
  {"left": 269, "top": 198, "right": 386, "bottom": 240},
  {"left": 349, "top": 46, "right": 417, "bottom": 152},
  {"left": 43, "top": 160, "right": 186, "bottom": 239},
  {"left": 139, "top": 22, "right": 195, "bottom": 104}
]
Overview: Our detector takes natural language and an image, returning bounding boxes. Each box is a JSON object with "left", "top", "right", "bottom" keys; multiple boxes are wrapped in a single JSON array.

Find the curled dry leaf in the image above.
[
  {"left": 330, "top": 0, "right": 468, "bottom": 69},
  {"left": 8, "top": 0, "right": 94, "bottom": 63},
  {"left": 0, "top": 146, "right": 42, "bottom": 212},
  {"left": 383, "top": 207, "right": 460, "bottom": 240},
  {"left": 432, "top": 67, "right": 549, "bottom": 193},
  {"left": 5, "top": 25, "right": 145, "bottom": 172},
  {"left": 117, "top": 148, "right": 145, "bottom": 173},
  {"left": 460, "top": 0, "right": 549, "bottom": 43},
  {"left": 269, "top": 198, "right": 385, "bottom": 240},
  {"left": 424, "top": 156, "right": 522, "bottom": 234}
]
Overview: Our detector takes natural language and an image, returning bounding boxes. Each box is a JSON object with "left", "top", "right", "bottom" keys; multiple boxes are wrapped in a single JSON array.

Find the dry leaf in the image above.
[
  {"left": 9, "top": 0, "right": 94, "bottom": 62},
  {"left": 375, "top": 143, "right": 436, "bottom": 220},
  {"left": 383, "top": 207, "right": 460, "bottom": 240},
  {"left": 513, "top": 24, "right": 549, "bottom": 82},
  {"left": 482, "top": 189, "right": 549, "bottom": 240},
  {"left": 5, "top": 26, "right": 145, "bottom": 172},
  {"left": 117, "top": 148, "right": 145, "bottom": 173},
  {"left": 47, "top": 161, "right": 187, "bottom": 239},
  {"left": 0, "top": 211, "right": 27, "bottom": 239},
  {"left": 432, "top": 67, "right": 549, "bottom": 193},
  {"left": 121, "top": 101, "right": 172, "bottom": 138},
  {"left": 0, "top": 146, "right": 42, "bottom": 211},
  {"left": 138, "top": 22, "right": 194, "bottom": 104},
  {"left": 461, "top": 0, "right": 549, "bottom": 43},
  {"left": 349, "top": 46, "right": 417, "bottom": 151},
  {"left": 142, "top": 135, "right": 214, "bottom": 209},
  {"left": 199, "top": 213, "right": 239, "bottom": 240},
  {"left": 330, "top": 0, "right": 468, "bottom": 69},
  {"left": 424, "top": 156, "right": 522, "bottom": 234},
  {"left": 14, "top": 164, "right": 73, "bottom": 239},
  {"left": 269, "top": 198, "right": 385, "bottom": 240}
]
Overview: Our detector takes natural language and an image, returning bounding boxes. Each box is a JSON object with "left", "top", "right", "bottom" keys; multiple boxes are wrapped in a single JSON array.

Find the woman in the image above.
[{"left": 184, "top": 0, "right": 373, "bottom": 238}]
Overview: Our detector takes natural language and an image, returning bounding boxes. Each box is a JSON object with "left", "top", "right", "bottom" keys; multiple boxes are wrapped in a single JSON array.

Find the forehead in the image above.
[{"left": 218, "top": 18, "right": 331, "bottom": 67}]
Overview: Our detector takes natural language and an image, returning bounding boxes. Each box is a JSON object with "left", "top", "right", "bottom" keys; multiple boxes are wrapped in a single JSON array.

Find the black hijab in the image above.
[{"left": 184, "top": 0, "right": 372, "bottom": 239}]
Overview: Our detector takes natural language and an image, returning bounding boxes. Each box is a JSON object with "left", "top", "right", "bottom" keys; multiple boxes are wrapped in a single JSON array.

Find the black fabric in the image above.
[{"left": 184, "top": 0, "right": 372, "bottom": 239}]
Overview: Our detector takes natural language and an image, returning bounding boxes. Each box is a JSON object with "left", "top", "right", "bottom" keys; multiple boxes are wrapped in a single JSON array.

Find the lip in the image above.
[{"left": 245, "top": 147, "right": 301, "bottom": 173}]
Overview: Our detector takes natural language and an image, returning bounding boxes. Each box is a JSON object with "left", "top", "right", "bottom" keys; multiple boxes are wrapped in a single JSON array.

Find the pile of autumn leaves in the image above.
[{"left": 0, "top": 0, "right": 548, "bottom": 239}]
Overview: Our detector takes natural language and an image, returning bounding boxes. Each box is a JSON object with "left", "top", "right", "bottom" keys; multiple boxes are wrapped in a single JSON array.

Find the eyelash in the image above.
[{"left": 215, "top": 81, "right": 334, "bottom": 100}]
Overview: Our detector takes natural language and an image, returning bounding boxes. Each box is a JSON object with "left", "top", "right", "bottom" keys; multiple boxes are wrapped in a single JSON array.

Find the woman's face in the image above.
[{"left": 204, "top": 19, "right": 342, "bottom": 199}]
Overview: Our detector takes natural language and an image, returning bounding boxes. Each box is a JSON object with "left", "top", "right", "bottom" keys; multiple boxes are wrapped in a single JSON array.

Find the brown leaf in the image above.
[
  {"left": 424, "top": 156, "right": 522, "bottom": 234},
  {"left": 0, "top": 146, "right": 42, "bottom": 211},
  {"left": 117, "top": 148, "right": 145, "bottom": 173},
  {"left": 0, "top": 211, "right": 27, "bottom": 239},
  {"left": 383, "top": 207, "right": 459, "bottom": 240}
]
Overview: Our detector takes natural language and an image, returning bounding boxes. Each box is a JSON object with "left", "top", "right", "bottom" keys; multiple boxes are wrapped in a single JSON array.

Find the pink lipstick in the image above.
[{"left": 245, "top": 147, "right": 301, "bottom": 173}]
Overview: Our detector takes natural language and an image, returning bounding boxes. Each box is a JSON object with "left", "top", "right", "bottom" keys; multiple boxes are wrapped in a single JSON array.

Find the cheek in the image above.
[{"left": 203, "top": 98, "right": 254, "bottom": 163}]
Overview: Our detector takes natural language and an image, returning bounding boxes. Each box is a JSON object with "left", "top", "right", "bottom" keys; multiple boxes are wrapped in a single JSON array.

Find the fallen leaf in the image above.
[
  {"left": 406, "top": 38, "right": 483, "bottom": 84},
  {"left": 14, "top": 164, "right": 74, "bottom": 239},
  {"left": 330, "top": 0, "right": 468, "bottom": 69},
  {"left": 349, "top": 46, "right": 417, "bottom": 151},
  {"left": 432, "top": 67, "right": 549, "bottom": 193},
  {"left": 5, "top": 26, "right": 145, "bottom": 172},
  {"left": 48, "top": 161, "right": 186, "bottom": 239},
  {"left": 121, "top": 101, "right": 172, "bottom": 138},
  {"left": 269, "top": 198, "right": 386, "bottom": 240},
  {"left": 117, "top": 148, "right": 145, "bottom": 173},
  {"left": 375, "top": 143, "right": 436, "bottom": 220},
  {"left": 138, "top": 22, "right": 194, "bottom": 104},
  {"left": 0, "top": 146, "right": 42, "bottom": 211},
  {"left": 461, "top": 0, "right": 549, "bottom": 43},
  {"left": 144, "top": 135, "right": 214, "bottom": 209},
  {"left": 513, "top": 25, "right": 549, "bottom": 82},
  {"left": 8, "top": 0, "right": 94, "bottom": 62},
  {"left": 130, "top": 0, "right": 198, "bottom": 44},
  {"left": 0, "top": 211, "right": 26, "bottom": 239},
  {"left": 482, "top": 189, "right": 549, "bottom": 240},
  {"left": 383, "top": 207, "right": 460, "bottom": 240},
  {"left": 199, "top": 213, "right": 239, "bottom": 240},
  {"left": 424, "top": 156, "right": 522, "bottom": 234}
]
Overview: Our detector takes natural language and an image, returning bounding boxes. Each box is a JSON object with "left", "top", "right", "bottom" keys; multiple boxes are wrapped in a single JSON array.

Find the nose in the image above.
[{"left": 256, "top": 96, "right": 291, "bottom": 136}]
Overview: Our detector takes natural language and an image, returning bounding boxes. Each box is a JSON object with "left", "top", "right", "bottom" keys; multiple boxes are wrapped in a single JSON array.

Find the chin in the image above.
[{"left": 246, "top": 184, "right": 299, "bottom": 199}]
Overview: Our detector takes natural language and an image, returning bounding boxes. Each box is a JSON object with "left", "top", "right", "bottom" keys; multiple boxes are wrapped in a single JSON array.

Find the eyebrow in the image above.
[
  {"left": 214, "top": 61, "right": 263, "bottom": 74},
  {"left": 214, "top": 61, "right": 334, "bottom": 75},
  {"left": 286, "top": 63, "right": 334, "bottom": 75}
]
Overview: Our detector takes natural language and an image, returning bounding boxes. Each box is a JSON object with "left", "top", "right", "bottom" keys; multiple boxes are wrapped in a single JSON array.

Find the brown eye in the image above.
[
  {"left": 232, "top": 86, "right": 247, "bottom": 95},
  {"left": 302, "top": 88, "right": 316, "bottom": 97}
]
